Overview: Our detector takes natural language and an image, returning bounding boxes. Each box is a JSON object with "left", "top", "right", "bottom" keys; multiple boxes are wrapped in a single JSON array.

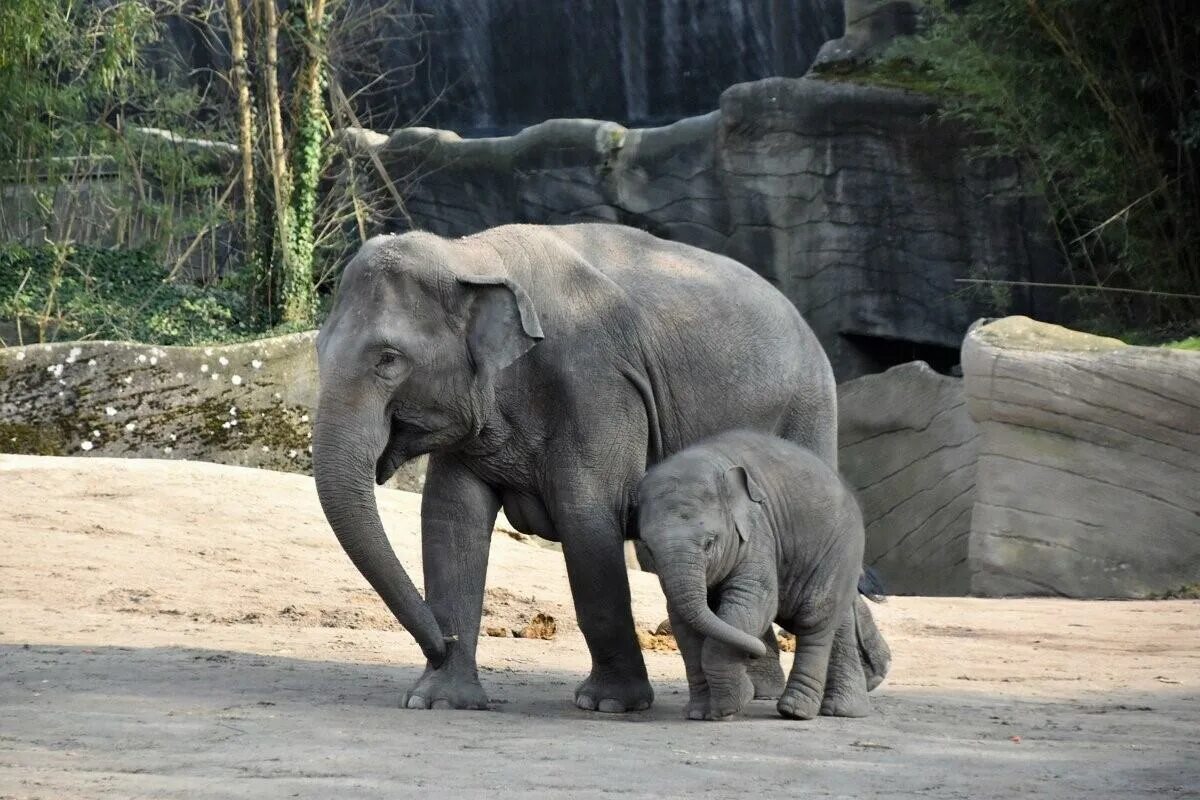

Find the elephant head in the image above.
[
  {"left": 312, "top": 233, "right": 543, "bottom": 664},
  {"left": 637, "top": 460, "right": 771, "bottom": 658}
]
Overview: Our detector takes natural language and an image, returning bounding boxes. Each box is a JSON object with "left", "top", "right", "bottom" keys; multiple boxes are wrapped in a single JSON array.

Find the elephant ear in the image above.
[
  {"left": 457, "top": 274, "right": 544, "bottom": 375},
  {"left": 726, "top": 465, "right": 768, "bottom": 543}
]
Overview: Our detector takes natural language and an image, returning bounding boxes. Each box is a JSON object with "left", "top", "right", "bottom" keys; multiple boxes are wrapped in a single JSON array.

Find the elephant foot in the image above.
[
  {"left": 777, "top": 687, "right": 821, "bottom": 720},
  {"left": 747, "top": 656, "right": 785, "bottom": 699},
  {"left": 403, "top": 664, "right": 489, "bottom": 711},
  {"left": 685, "top": 690, "right": 710, "bottom": 721},
  {"left": 706, "top": 671, "right": 754, "bottom": 721},
  {"left": 574, "top": 666, "right": 653, "bottom": 713},
  {"left": 819, "top": 691, "right": 870, "bottom": 718}
]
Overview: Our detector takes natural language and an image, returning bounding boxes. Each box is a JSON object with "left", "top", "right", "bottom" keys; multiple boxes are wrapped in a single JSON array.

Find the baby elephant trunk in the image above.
[{"left": 664, "top": 572, "right": 767, "bottom": 658}]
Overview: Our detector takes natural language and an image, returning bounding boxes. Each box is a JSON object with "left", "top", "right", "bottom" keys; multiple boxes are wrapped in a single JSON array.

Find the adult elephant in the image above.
[{"left": 313, "top": 223, "right": 849, "bottom": 713}]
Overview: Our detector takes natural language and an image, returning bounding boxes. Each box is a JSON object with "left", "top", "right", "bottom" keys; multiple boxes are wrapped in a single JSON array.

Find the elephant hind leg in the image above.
[
  {"left": 855, "top": 594, "right": 891, "bottom": 691},
  {"left": 777, "top": 396, "right": 838, "bottom": 471},
  {"left": 820, "top": 610, "right": 871, "bottom": 718}
]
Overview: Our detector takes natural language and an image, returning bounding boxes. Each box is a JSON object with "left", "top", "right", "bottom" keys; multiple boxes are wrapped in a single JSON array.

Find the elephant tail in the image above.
[{"left": 857, "top": 565, "right": 887, "bottom": 603}]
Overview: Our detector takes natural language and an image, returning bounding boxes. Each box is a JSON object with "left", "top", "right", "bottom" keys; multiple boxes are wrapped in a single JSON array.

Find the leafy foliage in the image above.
[
  {"left": 0, "top": 0, "right": 395, "bottom": 339},
  {"left": 892, "top": 0, "right": 1200, "bottom": 337},
  {"left": 0, "top": 243, "right": 248, "bottom": 345}
]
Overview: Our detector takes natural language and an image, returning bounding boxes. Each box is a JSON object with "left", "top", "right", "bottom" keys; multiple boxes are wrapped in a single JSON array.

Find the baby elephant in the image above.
[{"left": 637, "top": 430, "right": 871, "bottom": 721}]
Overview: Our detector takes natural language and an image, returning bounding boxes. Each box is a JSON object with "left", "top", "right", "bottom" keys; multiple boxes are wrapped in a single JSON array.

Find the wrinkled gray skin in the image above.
[
  {"left": 638, "top": 430, "right": 878, "bottom": 721},
  {"left": 313, "top": 223, "right": 844, "bottom": 713}
]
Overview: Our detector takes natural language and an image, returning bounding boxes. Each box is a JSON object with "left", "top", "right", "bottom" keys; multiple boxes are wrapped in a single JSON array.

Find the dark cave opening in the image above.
[{"left": 840, "top": 332, "right": 962, "bottom": 377}]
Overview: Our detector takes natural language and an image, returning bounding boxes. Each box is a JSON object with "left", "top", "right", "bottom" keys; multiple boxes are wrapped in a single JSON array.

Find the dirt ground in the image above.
[{"left": 1, "top": 455, "right": 1197, "bottom": 800}]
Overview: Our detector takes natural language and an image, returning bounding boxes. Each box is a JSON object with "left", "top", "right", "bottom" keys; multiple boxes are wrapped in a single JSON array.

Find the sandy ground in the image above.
[{"left": 0, "top": 455, "right": 1197, "bottom": 800}]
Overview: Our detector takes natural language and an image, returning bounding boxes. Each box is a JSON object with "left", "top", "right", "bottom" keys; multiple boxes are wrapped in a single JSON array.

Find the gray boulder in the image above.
[
  {"left": 0, "top": 335, "right": 427, "bottom": 488},
  {"left": 962, "top": 317, "right": 1200, "bottom": 598},
  {"left": 839, "top": 361, "right": 979, "bottom": 594},
  {"left": 810, "top": 0, "right": 923, "bottom": 69},
  {"left": 369, "top": 75, "right": 1059, "bottom": 380}
]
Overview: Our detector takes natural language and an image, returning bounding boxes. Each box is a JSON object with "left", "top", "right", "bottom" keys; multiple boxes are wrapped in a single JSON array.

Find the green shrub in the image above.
[
  {"left": 0, "top": 243, "right": 249, "bottom": 345},
  {"left": 891, "top": 1, "right": 1200, "bottom": 336}
]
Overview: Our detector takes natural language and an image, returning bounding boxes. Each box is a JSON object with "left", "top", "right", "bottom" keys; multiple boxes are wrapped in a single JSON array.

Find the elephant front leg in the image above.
[
  {"left": 700, "top": 638, "right": 754, "bottom": 720},
  {"left": 558, "top": 508, "right": 653, "bottom": 713},
  {"left": 777, "top": 623, "right": 837, "bottom": 720},
  {"left": 666, "top": 606, "right": 710, "bottom": 720},
  {"left": 698, "top": 591, "right": 764, "bottom": 720},
  {"left": 746, "top": 629, "right": 785, "bottom": 699},
  {"left": 403, "top": 455, "right": 499, "bottom": 710}
]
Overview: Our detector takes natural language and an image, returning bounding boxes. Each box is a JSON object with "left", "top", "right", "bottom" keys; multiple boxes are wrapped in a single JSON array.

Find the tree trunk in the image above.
[
  {"left": 226, "top": 0, "right": 256, "bottom": 249},
  {"left": 280, "top": 0, "right": 327, "bottom": 325},
  {"left": 258, "top": 0, "right": 289, "bottom": 323}
]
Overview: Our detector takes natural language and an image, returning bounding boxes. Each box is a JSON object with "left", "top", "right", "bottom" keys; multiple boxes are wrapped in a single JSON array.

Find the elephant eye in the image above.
[
  {"left": 374, "top": 349, "right": 408, "bottom": 377},
  {"left": 703, "top": 535, "right": 717, "bottom": 552}
]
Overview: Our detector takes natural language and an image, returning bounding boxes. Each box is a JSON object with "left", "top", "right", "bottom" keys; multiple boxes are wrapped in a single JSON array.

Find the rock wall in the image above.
[
  {"left": 962, "top": 317, "right": 1200, "bottom": 598},
  {"left": 153, "top": 0, "right": 842, "bottom": 136},
  {"left": 812, "top": 0, "right": 923, "bottom": 68},
  {"left": 350, "top": 0, "right": 843, "bottom": 134},
  {"left": 0, "top": 335, "right": 427, "bottom": 491},
  {"left": 370, "top": 76, "right": 1060, "bottom": 380},
  {"left": 839, "top": 361, "right": 978, "bottom": 595}
]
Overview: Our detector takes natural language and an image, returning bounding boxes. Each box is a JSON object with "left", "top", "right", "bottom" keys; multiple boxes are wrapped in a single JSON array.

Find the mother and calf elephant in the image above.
[{"left": 312, "top": 222, "right": 888, "bottom": 715}]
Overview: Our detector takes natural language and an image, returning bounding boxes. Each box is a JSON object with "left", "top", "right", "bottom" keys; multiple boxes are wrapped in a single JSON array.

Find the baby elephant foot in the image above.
[
  {"left": 820, "top": 691, "right": 871, "bottom": 718},
  {"left": 746, "top": 631, "right": 785, "bottom": 699},
  {"left": 575, "top": 666, "right": 654, "bottom": 713},
  {"left": 706, "top": 671, "right": 754, "bottom": 721},
  {"left": 747, "top": 656, "right": 785, "bottom": 699},
  {"left": 403, "top": 665, "right": 490, "bottom": 711},
  {"left": 777, "top": 686, "right": 822, "bottom": 720},
  {"left": 685, "top": 693, "right": 710, "bottom": 721}
]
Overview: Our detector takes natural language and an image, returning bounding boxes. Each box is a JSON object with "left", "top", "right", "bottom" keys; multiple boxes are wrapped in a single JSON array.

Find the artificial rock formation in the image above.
[
  {"left": 839, "top": 361, "right": 979, "bottom": 595},
  {"left": 0, "top": 335, "right": 427, "bottom": 491},
  {"left": 811, "top": 0, "right": 923, "bottom": 69},
  {"left": 368, "top": 75, "right": 1058, "bottom": 380},
  {"left": 962, "top": 317, "right": 1200, "bottom": 598},
  {"left": 326, "top": 0, "right": 844, "bottom": 134}
]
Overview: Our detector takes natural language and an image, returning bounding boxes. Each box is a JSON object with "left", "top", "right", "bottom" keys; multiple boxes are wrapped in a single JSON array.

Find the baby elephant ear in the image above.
[
  {"left": 457, "top": 275, "right": 544, "bottom": 375},
  {"left": 726, "top": 465, "right": 767, "bottom": 542}
]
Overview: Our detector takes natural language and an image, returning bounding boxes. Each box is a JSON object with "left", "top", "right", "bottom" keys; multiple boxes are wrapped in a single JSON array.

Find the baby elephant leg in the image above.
[
  {"left": 745, "top": 629, "right": 785, "bottom": 699},
  {"left": 776, "top": 624, "right": 836, "bottom": 720},
  {"left": 820, "top": 610, "right": 871, "bottom": 717},
  {"left": 666, "top": 609, "right": 710, "bottom": 721},
  {"left": 701, "top": 637, "right": 755, "bottom": 721}
]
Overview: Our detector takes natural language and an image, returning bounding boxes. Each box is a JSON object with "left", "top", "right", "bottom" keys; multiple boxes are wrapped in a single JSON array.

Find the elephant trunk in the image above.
[
  {"left": 312, "top": 407, "right": 446, "bottom": 665},
  {"left": 661, "top": 555, "right": 767, "bottom": 658}
]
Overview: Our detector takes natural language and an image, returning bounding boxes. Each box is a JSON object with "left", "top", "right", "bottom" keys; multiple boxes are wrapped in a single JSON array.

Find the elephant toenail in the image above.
[
  {"left": 406, "top": 695, "right": 427, "bottom": 709},
  {"left": 597, "top": 699, "right": 626, "bottom": 713},
  {"left": 431, "top": 699, "right": 451, "bottom": 710},
  {"left": 575, "top": 695, "right": 597, "bottom": 711}
]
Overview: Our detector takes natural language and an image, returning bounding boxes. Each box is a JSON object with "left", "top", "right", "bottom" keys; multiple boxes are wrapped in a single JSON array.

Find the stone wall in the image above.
[
  {"left": 0, "top": 334, "right": 427, "bottom": 491},
  {"left": 839, "top": 361, "right": 978, "bottom": 595},
  {"left": 369, "top": 76, "right": 1061, "bottom": 380},
  {"left": 962, "top": 317, "right": 1200, "bottom": 598}
]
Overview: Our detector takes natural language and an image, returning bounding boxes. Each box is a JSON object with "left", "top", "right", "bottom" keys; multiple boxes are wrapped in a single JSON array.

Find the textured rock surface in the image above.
[
  {"left": 811, "top": 0, "right": 923, "bottom": 68},
  {"left": 154, "top": 0, "right": 843, "bottom": 136},
  {"left": 372, "top": 76, "right": 1059, "bottom": 379},
  {"left": 962, "top": 317, "right": 1200, "bottom": 598},
  {"left": 0, "top": 336, "right": 427, "bottom": 489},
  {"left": 342, "top": 0, "right": 842, "bottom": 134},
  {"left": 839, "top": 361, "right": 979, "bottom": 595}
]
